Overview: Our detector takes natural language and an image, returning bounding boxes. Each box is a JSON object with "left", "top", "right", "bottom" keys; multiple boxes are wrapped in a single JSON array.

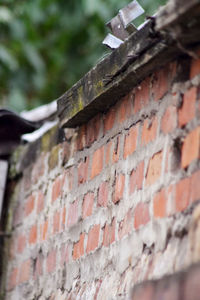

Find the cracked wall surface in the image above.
[{"left": 1, "top": 48, "right": 200, "bottom": 300}]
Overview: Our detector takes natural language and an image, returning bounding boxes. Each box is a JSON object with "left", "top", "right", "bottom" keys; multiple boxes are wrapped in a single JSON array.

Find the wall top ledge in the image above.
[{"left": 57, "top": 0, "right": 200, "bottom": 128}]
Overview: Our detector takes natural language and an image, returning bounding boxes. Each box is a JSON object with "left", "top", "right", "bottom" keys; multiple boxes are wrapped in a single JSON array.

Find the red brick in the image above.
[
  {"left": 134, "top": 77, "right": 150, "bottom": 113},
  {"left": 142, "top": 118, "right": 158, "bottom": 145},
  {"left": 42, "top": 220, "right": 48, "bottom": 241},
  {"left": 152, "top": 68, "right": 168, "bottom": 101},
  {"left": 114, "top": 174, "right": 125, "bottom": 204},
  {"left": 78, "top": 158, "right": 89, "bottom": 185},
  {"left": 129, "top": 161, "right": 144, "bottom": 194},
  {"left": 191, "top": 170, "right": 200, "bottom": 203},
  {"left": 18, "top": 259, "right": 31, "bottom": 284},
  {"left": 103, "top": 218, "right": 115, "bottom": 247},
  {"left": 86, "top": 225, "right": 100, "bottom": 253},
  {"left": 37, "top": 191, "right": 44, "bottom": 213},
  {"left": 161, "top": 106, "right": 177, "bottom": 134},
  {"left": 190, "top": 49, "right": 200, "bottom": 79},
  {"left": 134, "top": 202, "right": 150, "bottom": 229},
  {"left": 118, "top": 210, "right": 132, "bottom": 239},
  {"left": 178, "top": 87, "right": 197, "bottom": 127},
  {"left": 34, "top": 255, "right": 43, "bottom": 279},
  {"left": 52, "top": 176, "right": 62, "bottom": 203},
  {"left": 124, "top": 125, "right": 138, "bottom": 159},
  {"left": 17, "top": 234, "right": 26, "bottom": 254},
  {"left": 119, "top": 94, "right": 133, "bottom": 123},
  {"left": 76, "top": 125, "right": 86, "bottom": 151},
  {"left": 46, "top": 250, "right": 56, "bottom": 273},
  {"left": 112, "top": 137, "right": 120, "bottom": 163},
  {"left": 104, "top": 108, "right": 116, "bottom": 134},
  {"left": 153, "top": 189, "right": 167, "bottom": 218},
  {"left": 91, "top": 147, "right": 104, "bottom": 179},
  {"left": 25, "top": 195, "right": 35, "bottom": 217},
  {"left": 73, "top": 233, "right": 85, "bottom": 260},
  {"left": 181, "top": 127, "right": 200, "bottom": 168},
  {"left": 146, "top": 152, "right": 163, "bottom": 186},
  {"left": 98, "top": 181, "right": 109, "bottom": 207},
  {"left": 67, "top": 200, "right": 78, "bottom": 227},
  {"left": 175, "top": 177, "right": 191, "bottom": 212},
  {"left": 8, "top": 267, "right": 18, "bottom": 291},
  {"left": 29, "top": 225, "right": 37, "bottom": 245},
  {"left": 86, "top": 114, "right": 101, "bottom": 147},
  {"left": 53, "top": 211, "right": 60, "bottom": 234},
  {"left": 82, "top": 192, "right": 94, "bottom": 219}
]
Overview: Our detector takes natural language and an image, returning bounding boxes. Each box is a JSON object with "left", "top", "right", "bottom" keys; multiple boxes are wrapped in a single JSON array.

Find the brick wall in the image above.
[{"left": 2, "top": 49, "right": 200, "bottom": 299}]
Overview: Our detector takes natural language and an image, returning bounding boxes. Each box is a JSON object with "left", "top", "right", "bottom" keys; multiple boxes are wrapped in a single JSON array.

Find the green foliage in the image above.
[{"left": 0, "top": 0, "right": 167, "bottom": 112}]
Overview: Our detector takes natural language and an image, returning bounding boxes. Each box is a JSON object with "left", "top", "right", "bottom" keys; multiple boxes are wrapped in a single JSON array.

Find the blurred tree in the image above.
[{"left": 0, "top": 0, "right": 167, "bottom": 112}]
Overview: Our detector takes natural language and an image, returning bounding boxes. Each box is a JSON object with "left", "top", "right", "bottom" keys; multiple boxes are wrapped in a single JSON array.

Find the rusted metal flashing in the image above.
[{"left": 57, "top": 0, "right": 200, "bottom": 128}]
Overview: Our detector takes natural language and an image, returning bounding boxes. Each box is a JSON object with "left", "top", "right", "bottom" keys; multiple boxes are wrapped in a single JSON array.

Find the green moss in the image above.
[
  {"left": 41, "top": 125, "right": 58, "bottom": 152},
  {"left": 48, "top": 145, "right": 60, "bottom": 170},
  {"left": 8, "top": 145, "right": 25, "bottom": 179}
]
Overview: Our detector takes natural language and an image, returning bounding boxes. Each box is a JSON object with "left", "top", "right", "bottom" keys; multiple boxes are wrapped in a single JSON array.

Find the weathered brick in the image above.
[
  {"left": 112, "top": 137, "right": 120, "bottom": 163},
  {"left": 124, "top": 125, "right": 138, "bottom": 159},
  {"left": 29, "top": 225, "right": 37, "bottom": 245},
  {"left": 86, "top": 225, "right": 100, "bottom": 253},
  {"left": 42, "top": 220, "right": 48, "bottom": 241},
  {"left": 153, "top": 189, "right": 167, "bottom": 218},
  {"left": 65, "top": 167, "right": 74, "bottom": 192},
  {"left": 175, "top": 177, "right": 191, "bottom": 212},
  {"left": 86, "top": 114, "right": 101, "bottom": 147},
  {"left": 17, "top": 234, "right": 26, "bottom": 254},
  {"left": 32, "top": 154, "right": 45, "bottom": 184},
  {"left": 131, "top": 282, "right": 155, "bottom": 300},
  {"left": 134, "top": 77, "right": 150, "bottom": 113},
  {"left": 8, "top": 268, "right": 18, "bottom": 291},
  {"left": 134, "top": 203, "right": 150, "bottom": 229},
  {"left": 129, "top": 161, "right": 144, "bottom": 194},
  {"left": 76, "top": 124, "right": 86, "bottom": 151},
  {"left": 105, "top": 141, "right": 112, "bottom": 165},
  {"left": 181, "top": 127, "right": 200, "bottom": 169},
  {"left": 34, "top": 254, "right": 43, "bottom": 280},
  {"left": 25, "top": 194, "right": 35, "bottom": 217},
  {"left": 104, "top": 108, "right": 116, "bottom": 134},
  {"left": 152, "top": 67, "right": 168, "bottom": 101},
  {"left": 146, "top": 152, "right": 163, "bottom": 186},
  {"left": 60, "top": 244, "right": 69, "bottom": 266},
  {"left": 18, "top": 259, "right": 31, "bottom": 284},
  {"left": 91, "top": 147, "right": 104, "bottom": 179},
  {"left": 82, "top": 192, "right": 94, "bottom": 219},
  {"left": 183, "top": 266, "right": 200, "bottom": 300},
  {"left": 114, "top": 174, "right": 125, "bottom": 204},
  {"left": 142, "top": 118, "right": 158, "bottom": 146},
  {"left": 78, "top": 158, "right": 89, "bottom": 185},
  {"left": 190, "top": 49, "right": 200, "bottom": 79},
  {"left": 53, "top": 211, "right": 60, "bottom": 234},
  {"left": 178, "top": 87, "right": 197, "bottom": 127},
  {"left": 62, "top": 206, "right": 66, "bottom": 230},
  {"left": 67, "top": 200, "right": 79, "bottom": 227},
  {"left": 73, "top": 233, "right": 85, "bottom": 260},
  {"left": 103, "top": 218, "right": 115, "bottom": 247},
  {"left": 118, "top": 210, "right": 133, "bottom": 239},
  {"left": 191, "top": 170, "right": 200, "bottom": 203},
  {"left": 98, "top": 181, "right": 109, "bottom": 207},
  {"left": 52, "top": 176, "right": 62, "bottom": 203},
  {"left": 119, "top": 94, "right": 133, "bottom": 123},
  {"left": 37, "top": 191, "right": 44, "bottom": 213},
  {"left": 46, "top": 250, "right": 56, "bottom": 273},
  {"left": 161, "top": 106, "right": 177, "bottom": 134}
]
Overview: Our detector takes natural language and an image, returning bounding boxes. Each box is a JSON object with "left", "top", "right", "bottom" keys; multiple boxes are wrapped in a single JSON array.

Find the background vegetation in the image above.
[{"left": 0, "top": 0, "right": 167, "bottom": 112}]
